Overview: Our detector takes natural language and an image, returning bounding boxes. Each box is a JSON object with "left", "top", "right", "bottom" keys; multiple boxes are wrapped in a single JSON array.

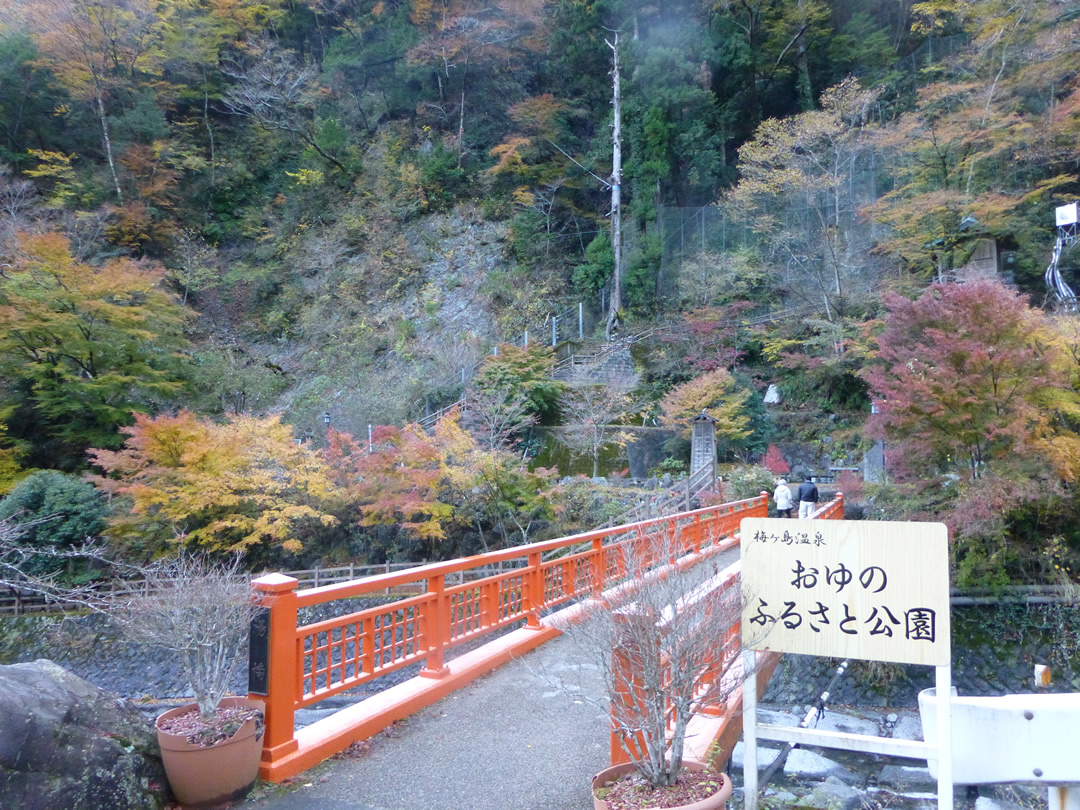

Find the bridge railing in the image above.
[
  {"left": 615, "top": 492, "right": 846, "bottom": 769},
  {"left": 251, "top": 494, "right": 769, "bottom": 781}
]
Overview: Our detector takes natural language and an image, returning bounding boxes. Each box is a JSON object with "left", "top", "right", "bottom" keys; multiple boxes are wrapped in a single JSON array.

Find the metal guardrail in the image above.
[
  {"left": 416, "top": 325, "right": 674, "bottom": 430},
  {"left": 621, "top": 463, "right": 719, "bottom": 524},
  {"left": 411, "top": 302, "right": 592, "bottom": 422}
]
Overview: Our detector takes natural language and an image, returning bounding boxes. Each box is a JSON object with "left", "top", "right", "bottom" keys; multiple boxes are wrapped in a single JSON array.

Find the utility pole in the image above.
[{"left": 605, "top": 32, "right": 623, "bottom": 340}]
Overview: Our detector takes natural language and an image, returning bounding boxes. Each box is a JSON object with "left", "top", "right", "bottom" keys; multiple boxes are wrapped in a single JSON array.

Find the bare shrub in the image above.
[
  {"left": 550, "top": 529, "right": 747, "bottom": 788},
  {"left": 109, "top": 554, "right": 257, "bottom": 720},
  {"left": 0, "top": 522, "right": 257, "bottom": 722}
]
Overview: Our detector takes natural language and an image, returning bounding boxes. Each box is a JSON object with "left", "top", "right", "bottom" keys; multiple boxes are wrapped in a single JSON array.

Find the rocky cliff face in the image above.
[{"left": 267, "top": 209, "right": 533, "bottom": 437}]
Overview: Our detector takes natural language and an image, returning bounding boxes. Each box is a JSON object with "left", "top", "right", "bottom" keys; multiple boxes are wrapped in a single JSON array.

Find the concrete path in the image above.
[
  {"left": 244, "top": 545, "right": 743, "bottom": 810},
  {"left": 244, "top": 630, "right": 609, "bottom": 810}
]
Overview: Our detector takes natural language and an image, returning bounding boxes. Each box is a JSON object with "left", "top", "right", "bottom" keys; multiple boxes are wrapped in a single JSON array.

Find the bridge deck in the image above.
[{"left": 247, "top": 545, "right": 742, "bottom": 810}]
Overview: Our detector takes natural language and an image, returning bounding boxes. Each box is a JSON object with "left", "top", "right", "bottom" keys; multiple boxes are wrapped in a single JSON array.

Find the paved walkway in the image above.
[
  {"left": 244, "top": 630, "right": 608, "bottom": 810},
  {"left": 244, "top": 545, "right": 742, "bottom": 810}
]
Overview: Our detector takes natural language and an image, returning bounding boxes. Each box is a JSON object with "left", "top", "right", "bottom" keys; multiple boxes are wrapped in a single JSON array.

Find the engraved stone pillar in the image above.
[{"left": 690, "top": 412, "right": 717, "bottom": 476}]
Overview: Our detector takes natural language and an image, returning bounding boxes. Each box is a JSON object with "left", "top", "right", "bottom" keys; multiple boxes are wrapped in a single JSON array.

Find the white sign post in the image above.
[{"left": 740, "top": 518, "right": 952, "bottom": 810}]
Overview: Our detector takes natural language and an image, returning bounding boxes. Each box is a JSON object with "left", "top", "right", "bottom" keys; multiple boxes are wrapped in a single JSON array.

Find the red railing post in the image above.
[
  {"left": 609, "top": 610, "right": 647, "bottom": 766},
  {"left": 524, "top": 550, "right": 543, "bottom": 628},
  {"left": 420, "top": 574, "right": 449, "bottom": 678},
  {"left": 251, "top": 574, "right": 300, "bottom": 770},
  {"left": 591, "top": 536, "right": 605, "bottom": 597}
]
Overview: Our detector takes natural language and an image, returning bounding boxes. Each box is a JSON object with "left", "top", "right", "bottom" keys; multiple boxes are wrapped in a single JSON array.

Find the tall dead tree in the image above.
[{"left": 605, "top": 33, "right": 623, "bottom": 340}]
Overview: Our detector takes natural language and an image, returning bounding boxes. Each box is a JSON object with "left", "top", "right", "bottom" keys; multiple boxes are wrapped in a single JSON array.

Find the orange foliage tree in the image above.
[
  {"left": 325, "top": 421, "right": 455, "bottom": 550},
  {"left": 864, "top": 280, "right": 1077, "bottom": 483},
  {"left": 88, "top": 410, "right": 337, "bottom": 556},
  {"left": 326, "top": 414, "right": 555, "bottom": 557}
]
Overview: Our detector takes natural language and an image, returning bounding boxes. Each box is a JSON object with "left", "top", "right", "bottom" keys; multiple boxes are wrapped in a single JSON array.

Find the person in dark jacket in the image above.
[{"left": 797, "top": 478, "right": 819, "bottom": 519}]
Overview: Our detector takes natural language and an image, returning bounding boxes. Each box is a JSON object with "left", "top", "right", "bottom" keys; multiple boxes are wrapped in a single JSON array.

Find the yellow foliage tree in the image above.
[
  {"left": 88, "top": 411, "right": 338, "bottom": 554},
  {"left": 658, "top": 368, "right": 751, "bottom": 444}
]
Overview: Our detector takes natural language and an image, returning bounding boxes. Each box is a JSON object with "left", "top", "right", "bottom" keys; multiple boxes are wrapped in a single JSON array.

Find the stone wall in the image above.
[{"left": 763, "top": 602, "right": 1080, "bottom": 707}]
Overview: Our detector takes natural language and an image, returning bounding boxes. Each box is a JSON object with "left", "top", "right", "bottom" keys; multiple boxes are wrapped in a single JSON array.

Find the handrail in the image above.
[
  {"left": 251, "top": 494, "right": 770, "bottom": 781},
  {"left": 623, "top": 463, "right": 718, "bottom": 523},
  {"left": 610, "top": 492, "right": 846, "bottom": 768}
]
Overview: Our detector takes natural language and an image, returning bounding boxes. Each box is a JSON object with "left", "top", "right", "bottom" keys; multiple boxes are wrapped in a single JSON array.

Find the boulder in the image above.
[
  {"left": 784, "top": 748, "right": 858, "bottom": 783},
  {"left": 793, "top": 776, "right": 864, "bottom": 810},
  {"left": 0, "top": 659, "right": 168, "bottom": 810}
]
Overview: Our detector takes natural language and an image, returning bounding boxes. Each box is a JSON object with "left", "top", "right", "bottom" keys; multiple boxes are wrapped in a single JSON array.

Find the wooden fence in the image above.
[{"left": 0, "top": 561, "right": 431, "bottom": 617}]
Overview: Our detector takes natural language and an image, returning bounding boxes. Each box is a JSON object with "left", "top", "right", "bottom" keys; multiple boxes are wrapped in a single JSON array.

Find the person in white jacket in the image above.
[{"left": 773, "top": 479, "right": 793, "bottom": 518}]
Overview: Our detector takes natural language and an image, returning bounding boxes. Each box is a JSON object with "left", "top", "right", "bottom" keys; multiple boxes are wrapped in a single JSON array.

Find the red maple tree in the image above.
[{"left": 762, "top": 445, "right": 789, "bottom": 474}]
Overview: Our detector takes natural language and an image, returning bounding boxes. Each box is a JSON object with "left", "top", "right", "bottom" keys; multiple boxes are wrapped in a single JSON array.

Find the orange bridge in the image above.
[{"left": 250, "top": 492, "right": 845, "bottom": 782}]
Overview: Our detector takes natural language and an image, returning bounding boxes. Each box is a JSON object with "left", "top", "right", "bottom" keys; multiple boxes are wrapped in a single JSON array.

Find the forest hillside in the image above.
[{"left": 2, "top": 0, "right": 1080, "bottom": 586}]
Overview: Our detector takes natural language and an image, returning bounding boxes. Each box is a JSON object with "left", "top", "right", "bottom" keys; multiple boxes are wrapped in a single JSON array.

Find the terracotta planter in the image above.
[
  {"left": 591, "top": 759, "right": 733, "bottom": 810},
  {"left": 156, "top": 697, "right": 264, "bottom": 808}
]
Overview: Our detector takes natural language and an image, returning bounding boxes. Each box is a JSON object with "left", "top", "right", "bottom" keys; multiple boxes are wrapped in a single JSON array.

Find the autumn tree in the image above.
[
  {"left": 451, "top": 450, "right": 553, "bottom": 549},
  {"left": 408, "top": 0, "right": 547, "bottom": 166},
  {"left": 158, "top": 0, "right": 285, "bottom": 188},
  {"left": 868, "top": 0, "right": 1080, "bottom": 286},
  {"left": 864, "top": 280, "right": 1078, "bottom": 483},
  {"left": 88, "top": 410, "right": 337, "bottom": 558},
  {"left": 487, "top": 94, "right": 582, "bottom": 254},
  {"left": 19, "top": 0, "right": 165, "bottom": 203},
  {"left": 674, "top": 249, "right": 766, "bottom": 311},
  {"left": 0, "top": 163, "right": 39, "bottom": 253},
  {"left": 762, "top": 314, "right": 873, "bottom": 410},
  {"left": 728, "top": 77, "right": 882, "bottom": 319},
  {"left": 461, "top": 383, "right": 537, "bottom": 451},
  {"left": 324, "top": 421, "right": 456, "bottom": 557},
  {"left": 762, "top": 444, "right": 789, "bottom": 474},
  {"left": 0, "top": 232, "right": 191, "bottom": 468},
  {"left": 659, "top": 367, "right": 752, "bottom": 451},
  {"left": 556, "top": 368, "right": 639, "bottom": 477},
  {"left": 326, "top": 414, "right": 555, "bottom": 557},
  {"left": 439, "top": 416, "right": 554, "bottom": 550},
  {"left": 188, "top": 343, "right": 288, "bottom": 417},
  {"left": 167, "top": 228, "right": 220, "bottom": 305},
  {"left": 221, "top": 39, "right": 352, "bottom": 175},
  {"left": 680, "top": 302, "right": 757, "bottom": 374},
  {"left": 472, "top": 343, "right": 565, "bottom": 422}
]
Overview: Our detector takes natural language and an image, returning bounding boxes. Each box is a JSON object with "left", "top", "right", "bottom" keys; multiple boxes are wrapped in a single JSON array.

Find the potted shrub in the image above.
[
  {"left": 0, "top": 520, "right": 264, "bottom": 809},
  {"left": 108, "top": 553, "right": 264, "bottom": 808},
  {"left": 552, "top": 531, "right": 746, "bottom": 810}
]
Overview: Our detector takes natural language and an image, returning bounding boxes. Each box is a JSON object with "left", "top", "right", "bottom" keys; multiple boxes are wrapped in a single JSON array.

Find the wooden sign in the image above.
[
  {"left": 740, "top": 519, "right": 950, "bottom": 666},
  {"left": 248, "top": 607, "right": 271, "bottom": 696}
]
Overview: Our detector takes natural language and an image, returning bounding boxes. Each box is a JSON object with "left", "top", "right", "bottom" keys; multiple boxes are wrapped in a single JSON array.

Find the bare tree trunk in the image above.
[
  {"left": 456, "top": 52, "right": 471, "bottom": 169},
  {"left": 95, "top": 92, "right": 122, "bottom": 204},
  {"left": 203, "top": 85, "right": 216, "bottom": 189},
  {"left": 457, "top": 86, "right": 466, "bottom": 168},
  {"left": 606, "top": 34, "right": 623, "bottom": 339}
]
